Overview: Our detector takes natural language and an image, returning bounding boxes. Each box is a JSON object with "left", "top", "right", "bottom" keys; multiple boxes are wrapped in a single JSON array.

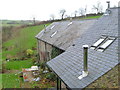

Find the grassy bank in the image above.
[{"left": 2, "top": 23, "right": 50, "bottom": 60}]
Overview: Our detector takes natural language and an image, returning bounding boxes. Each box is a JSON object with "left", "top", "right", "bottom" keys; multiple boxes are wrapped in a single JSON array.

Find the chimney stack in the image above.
[
  {"left": 106, "top": 1, "right": 110, "bottom": 8},
  {"left": 83, "top": 45, "right": 89, "bottom": 73},
  {"left": 78, "top": 45, "right": 89, "bottom": 80}
]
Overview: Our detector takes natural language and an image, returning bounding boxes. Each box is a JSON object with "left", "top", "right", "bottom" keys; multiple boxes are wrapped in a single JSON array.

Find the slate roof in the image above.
[
  {"left": 35, "top": 19, "right": 96, "bottom": 50},
  {"left": 47, "top": 8, "right": 119, "bottom": 89}
]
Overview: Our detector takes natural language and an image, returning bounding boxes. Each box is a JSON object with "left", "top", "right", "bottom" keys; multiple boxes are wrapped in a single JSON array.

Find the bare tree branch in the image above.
[
  {"left": 79, "top": 8, "right": 86, "bottom": 16},
  {"left": 59, "top": 9, "right": 66, "bottom": 20},
  {"left": 50, "top": 14, "right": 55, "bottom": 21},
  {"left": 92, "top": 1, "right": 103, "bottom": 14}
]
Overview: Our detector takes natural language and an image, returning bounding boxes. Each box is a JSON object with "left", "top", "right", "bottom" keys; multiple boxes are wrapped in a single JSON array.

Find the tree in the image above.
[
  {"left": 74, "top": 10, "right": 78, "bottom": 17},
  {"left": 92, "top": 1, "right": 103, "bottom": 14},
  {"left": 79, "top": 8, "right": 86, "bottom": 16},
  {"left": 50, "top": 14, "right": 55, "bottom": 21},
  {"left": 59, "top": 9, "right": 66, "bottom": 20}
]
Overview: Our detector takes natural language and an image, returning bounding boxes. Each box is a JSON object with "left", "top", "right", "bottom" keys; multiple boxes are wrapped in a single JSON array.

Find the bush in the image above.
[
  {"left": 26, "top": 49, "right": 33, "bottom": 57},
  {"left": 45, "top": 73, "right": 56, "bottom": 81},
  {"left": 40, "top": 62, "right": 46, "bottom": 71}
]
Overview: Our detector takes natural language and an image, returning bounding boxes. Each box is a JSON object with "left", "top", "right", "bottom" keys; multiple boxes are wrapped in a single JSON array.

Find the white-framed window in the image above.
[
  {"left": 50, "top": 31, "right": 58, "bottom": 38},
  {"left": 50, "top": 25, "right": 55, "bottom": 30},
  {"left": 68, "top": 22, "right": 73, "bottom": 26},
  {"left": 90, "top": 36, "right": 107, "bottom": 49},
  {"left": 97, "top": 37, "right": 116, "bottom": 52},
  {"left": 90, "top": 36, "right": 116, "bottom": 52}
]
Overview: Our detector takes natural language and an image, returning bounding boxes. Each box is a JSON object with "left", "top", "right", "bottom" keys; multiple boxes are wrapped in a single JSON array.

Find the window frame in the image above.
[
  {"left": 50, "top": 31, "right": 58, "bottom": 38},
  {"left": 50, "top": 25, "right": 55, "bottom": 30},
  {"left": 90, "top": 35, "right": 107, "bottom": 50},
  {"left": 97, "top": 36, "right": 116, "bottom": 52}
]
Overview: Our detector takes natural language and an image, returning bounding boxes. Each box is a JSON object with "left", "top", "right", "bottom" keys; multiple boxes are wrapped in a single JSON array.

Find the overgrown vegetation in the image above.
[
  {"left": 51, "top": 47, "right": 63, "bottom": 59},
  {"left": 86, "top": 64, "right": 119, "bottom": 88}
]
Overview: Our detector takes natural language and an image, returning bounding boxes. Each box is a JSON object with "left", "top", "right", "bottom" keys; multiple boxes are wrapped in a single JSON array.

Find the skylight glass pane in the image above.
[
  {"left": 93, "top": 38, "right": 105, "bottom": 47},
  {"left": 90, "top": 36, "right": 107, "bottom": 49},
  {"left": 99, "top": 39, "right": 113, "bottom": 49},
  {"left": 50, "top": 25, "right": 55, "bottom": 29},
  {"left": 68, "top": 22, "right": 73, "bottom": 26},
  {"left": 50, "top": 31, "right": 57, "bottom": 38}
]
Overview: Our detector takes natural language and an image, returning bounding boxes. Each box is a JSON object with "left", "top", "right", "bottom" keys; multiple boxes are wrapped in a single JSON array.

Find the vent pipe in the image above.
[
  {"left": 83, "top": 45, "right": 89, "bottom": 73},
  {"left": 78, "top": 45, "right": 89, "bottom": 80},
  {"left": 106, "top": 1, "right": 110, "bottom": 8}
]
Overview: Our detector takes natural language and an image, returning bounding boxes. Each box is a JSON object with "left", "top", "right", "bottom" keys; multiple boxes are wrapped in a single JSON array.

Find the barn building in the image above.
[
  {"left": 46, "top": 7, "right": 120, "bottom": 89},
  {"left": 35, "top": 19, "right": 97, "bottom": 62}
]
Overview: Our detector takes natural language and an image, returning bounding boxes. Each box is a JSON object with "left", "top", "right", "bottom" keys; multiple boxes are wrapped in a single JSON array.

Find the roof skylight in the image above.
[
  {"left": 97, "top": 37, "right": 116, "bottom": 52},
  {"left": 50, "top": 31, "right": 57, "bottom": 38},
  {"left": 90, "top": 36, "right": 107, "bottom": 49},
  {"left": 50, "top": 25, "right": 55, "bottom": 30},
  {"left": 68, "top": 22, "right": 73, "bottom": 26}
]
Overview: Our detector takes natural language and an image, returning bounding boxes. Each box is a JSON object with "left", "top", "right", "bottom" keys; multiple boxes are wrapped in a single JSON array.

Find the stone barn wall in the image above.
[{"left": 37, "top": 40, "right": 64, "bottom": 62}]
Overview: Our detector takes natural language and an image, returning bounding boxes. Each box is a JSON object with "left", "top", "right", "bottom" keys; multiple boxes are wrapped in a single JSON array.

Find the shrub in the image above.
[
  {"left": 45, "top": 73, "right": 56, "bottom": 81},
  {"left": 26, "top": 49, "right": 33, "bottom": 57},
  {"left": 40, "top": 62, "right": 46, "bottom": 71}
]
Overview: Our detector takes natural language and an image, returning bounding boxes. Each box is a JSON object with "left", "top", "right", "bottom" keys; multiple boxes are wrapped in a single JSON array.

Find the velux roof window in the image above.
[
  {"left": 50, "top": 25, "right": 55, "bottom": 30},
  {"left": 50, "top": 31, "right": 57, "bottom": 38},
  {"left": 68, "top": 22, "right": 73, "bottom": 26},
  {"left": 90, "top": 35, "right": 116, "bottom": 52},
  {"left": 90, "top": 36, "right": 107, "bottom": 49}
]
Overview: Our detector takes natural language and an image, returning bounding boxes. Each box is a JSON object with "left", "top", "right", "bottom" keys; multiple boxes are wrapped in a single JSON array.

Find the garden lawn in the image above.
[
  {"left": 5, "top": 59, "right": 33, "bottom": 70},
  {"left": 2, "top": 73, "right": 20, "bottom": 88},
  {"left": 80, "top": 15, "right": 102, "bottom": 19}
]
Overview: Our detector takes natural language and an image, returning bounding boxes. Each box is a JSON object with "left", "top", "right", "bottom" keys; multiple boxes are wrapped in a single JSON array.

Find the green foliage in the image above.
[
  {"left": 51, "top": 47, "right": 63, "bottom": 59},
  {"left": 45, "top": 73, "right": 56, "bottom": 81},
  {"left": 2, "top": 73, "right": 20, "bottom": 88},
  {"left": 5, "top": 59, "right": 33, "bottom": 70},
  {"left": 26, "top": 49, "right": 34, "bottom": 56},
  {"left": 40, "top": 62, "right": 46, "bottom": 71}
]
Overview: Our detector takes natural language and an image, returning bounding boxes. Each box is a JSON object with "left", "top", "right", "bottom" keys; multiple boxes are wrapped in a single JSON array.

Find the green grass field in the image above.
[
  {"left": 5, "top": 59, "right": 33, "bottom": 70},
  {"left": 80, "top": 15, "right": 102, "bottom": 20},
  {"left": 2, "top": 73, "right": 20, "bottom": 88}
]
